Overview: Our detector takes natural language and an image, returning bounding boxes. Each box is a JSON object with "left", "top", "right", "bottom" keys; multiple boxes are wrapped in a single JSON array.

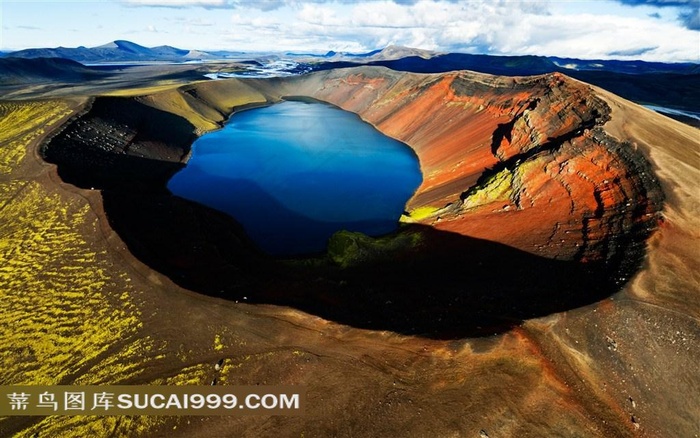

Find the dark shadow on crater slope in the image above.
[
  {"left": 169, "top": 172, "right": 404, "bottom": 256},
  {"left": 41, "top": 96, "right": 656, "bottom": 339},
  {"left": 101, "top": 183, "right": 627, "bottom": 339},
  {"left": 41, "top": 96, "right": 195, "bottom": 191}
]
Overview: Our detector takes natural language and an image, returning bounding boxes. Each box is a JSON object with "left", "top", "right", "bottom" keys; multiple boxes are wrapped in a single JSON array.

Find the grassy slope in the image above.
[{"left": 0, "top": 99, "right": 227, "bottom": 436}]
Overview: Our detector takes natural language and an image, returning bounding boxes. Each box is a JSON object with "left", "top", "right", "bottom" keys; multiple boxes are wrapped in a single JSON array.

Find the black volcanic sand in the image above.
[{"left": 42, "top": 94, "right": 661, "bottom": 339}]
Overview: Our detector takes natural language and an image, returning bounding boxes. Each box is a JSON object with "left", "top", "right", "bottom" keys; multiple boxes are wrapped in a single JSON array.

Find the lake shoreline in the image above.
[{"left": 168, "top": 100, "right": 423, "bottom": 256}]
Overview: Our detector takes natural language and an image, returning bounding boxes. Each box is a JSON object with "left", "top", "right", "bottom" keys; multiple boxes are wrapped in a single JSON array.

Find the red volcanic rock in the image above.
[
  {"left": 45, "top": 67, "right": 662, "bottom": 269},
  {"left": 293, "top": 69, "right": 662, "bottom": 265},
  {"left": 41, "top": 67, "right": 663, "bottom": 273}
]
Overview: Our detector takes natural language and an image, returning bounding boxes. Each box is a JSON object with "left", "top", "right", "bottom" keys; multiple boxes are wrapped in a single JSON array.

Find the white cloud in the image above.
[
  {"left": 99, "top": 0, "right": 700, "bottom": 61},
  {"left": 122, "top": 0, "right": 227, "bottom": 7},
  {"left": 220, "top": 0, "right": 695, "bottom": 61},
  {"left": 298, "top": 4, "right": 342, "bottom": 26},
  {"left": 518, "top": 12, "right": 699, "bottom": 61},
  {"left": 186, "top": 18, "right": 215, "bottom": 26}
]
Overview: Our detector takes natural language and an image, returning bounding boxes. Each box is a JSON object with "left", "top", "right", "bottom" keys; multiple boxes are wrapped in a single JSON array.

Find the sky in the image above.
[{"left": 1, "top": 0, "right": 699, "bottom": 62}]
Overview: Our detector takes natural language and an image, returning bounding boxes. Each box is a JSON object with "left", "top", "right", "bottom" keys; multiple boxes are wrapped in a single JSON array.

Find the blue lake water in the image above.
[{"left": 167, "top": 100, "right": 422, "bottom": 256}]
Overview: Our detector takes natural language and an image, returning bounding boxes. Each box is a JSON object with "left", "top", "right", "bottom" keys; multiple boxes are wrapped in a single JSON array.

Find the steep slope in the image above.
[
  {"left": 40, "top": 68, "right": 663, "bottom": 269},
  {"left": 312, "top": 55, "right": 700, "bottom": 118},
  {"left": 39, "top": 67, "right": 665, "bottom": 325},
  {"left": 10, "top": 67, "right": 696, "bottom": 437},
  {"left": 276, "top": 68, "right": 662, "bottom": 268}
]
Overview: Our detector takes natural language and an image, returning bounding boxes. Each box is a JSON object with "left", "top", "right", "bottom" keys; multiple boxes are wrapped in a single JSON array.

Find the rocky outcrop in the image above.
[
  {"left": 41, "top": 96, "right": 195, "bottom": 190},
  {"left": 284, "top": 69, "right": 663, "bottom": 271},
  {"left": 40, "top": 67, "right": 663, "bottom": 328}
]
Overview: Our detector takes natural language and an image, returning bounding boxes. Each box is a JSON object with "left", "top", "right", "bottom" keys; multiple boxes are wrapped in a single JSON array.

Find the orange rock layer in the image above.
[
  {"left": 42, "top": 67, "right": 663, "bottom": 278},
  {"left": 285, "top": 68, "right": 663, "bottom": 265}
]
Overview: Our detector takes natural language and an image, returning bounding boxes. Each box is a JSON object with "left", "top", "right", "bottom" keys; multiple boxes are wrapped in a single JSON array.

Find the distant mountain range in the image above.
[
  {"left": 2, "top": 40, "right": 230, "bottom": 63},
  {"left": 2, "top": 40, "right": 698, "bottom": 121},
  {"left": 287, "top": 45, "right": 436, "bottom": 62},
  {"left": 2, "top": 41, "right": 427, "bottom": 64},
  {"left": 313, "top": 50, "right": 699, "bottom": 76},
  {"left": 298, "top": 47, "right": 697, "bottom": 75},
  {"left": 5, "top": 40, "right": 697, "bottom": 75}
]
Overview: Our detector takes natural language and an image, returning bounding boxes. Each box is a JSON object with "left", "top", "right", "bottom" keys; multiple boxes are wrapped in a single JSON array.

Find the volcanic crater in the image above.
[{"left": 40, "top": 67, "right": 664, "bottom": 338}]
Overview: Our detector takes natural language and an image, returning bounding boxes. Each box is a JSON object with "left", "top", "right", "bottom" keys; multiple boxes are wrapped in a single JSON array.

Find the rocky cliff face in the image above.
[
  {"left": 17, "top": 67, "right": 697, "bottom": 437},
  {"left": 283, "top": 69, "right": 663, "bottom": 271},
  {"left": 41, "top": 96, "right": 196, "bottom": 190},
  {"left": 40, "top": 67, "right": 664, "bottom": 317},
  {"left": 44, "top": 69, "right": 662, "bottom": 270}
]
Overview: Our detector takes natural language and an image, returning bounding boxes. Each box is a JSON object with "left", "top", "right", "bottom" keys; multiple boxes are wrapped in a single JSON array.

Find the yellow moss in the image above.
[
  {"left": 0, "top": 99, "right": 172, "bottom": 436},
  {"left": 513, "top": 155, "right": 545, "bottom": 186},
  {"left": 182, "top": 80, "right": 269, "bottom": 115},
  {"left": 136, "top": 89, "right": 222, "bottom": 133},
  {"left": 0, "top": 183, "right": 141, "bottom": 385},
  {"left": 0, "top": 101, "right": 72, "bottom": 174},
  {"left": 213, "top": 333, "right": 225, "bottom": 351},
  {"left": 155, "top": 362, "right": 212, "bottom": 386},
  {"left": 462, "top": 167, "right": 514, "bottom": 209},
  {"left": 105, "top": 82, "right": 271, "bottom": 138},
  {"left": 99, "top": 81, "right": 190, "bottom": 97},
  {"left": 17, "top": 414, "right": 175, "bottom": 438},
  {"left": 400, "top": 205, "right": 440, "bottom": 222}
]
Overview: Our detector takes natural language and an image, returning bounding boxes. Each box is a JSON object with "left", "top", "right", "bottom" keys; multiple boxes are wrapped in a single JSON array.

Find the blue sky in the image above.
[{"left": 1, "top": 0, "right": 698, "bottom": 61}]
